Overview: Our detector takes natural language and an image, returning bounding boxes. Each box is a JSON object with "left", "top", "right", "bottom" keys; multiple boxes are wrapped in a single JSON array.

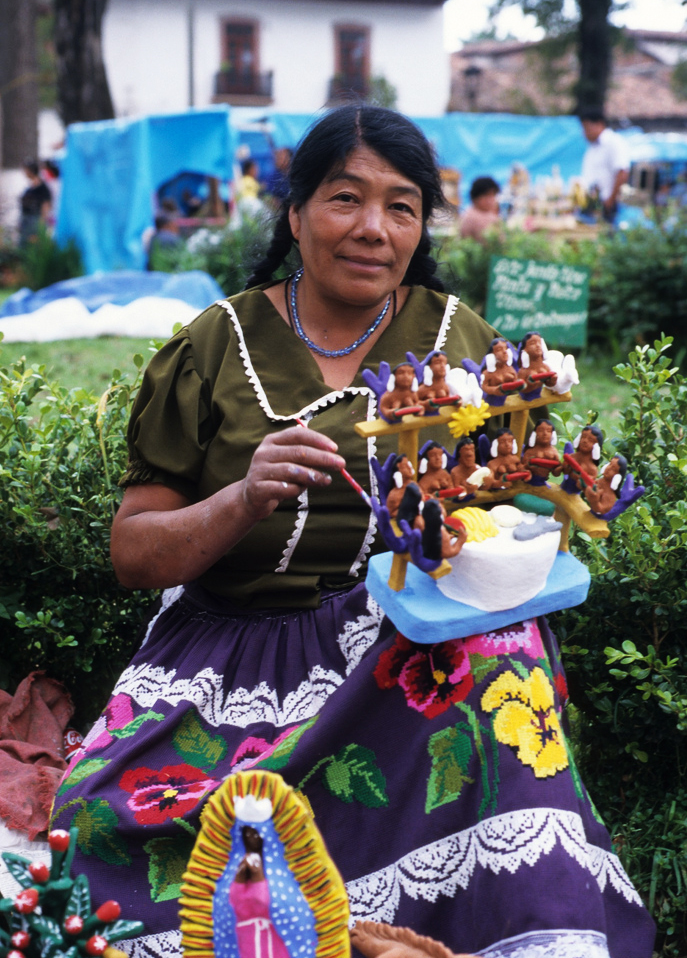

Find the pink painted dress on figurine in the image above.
[{"left": 229, "top": 879, "right": 290, "bottom": 958}]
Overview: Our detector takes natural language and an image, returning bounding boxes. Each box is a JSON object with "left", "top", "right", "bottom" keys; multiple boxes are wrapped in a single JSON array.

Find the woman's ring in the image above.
[{"left": 282, "top": 481, "right": 289, "bottom": 489}]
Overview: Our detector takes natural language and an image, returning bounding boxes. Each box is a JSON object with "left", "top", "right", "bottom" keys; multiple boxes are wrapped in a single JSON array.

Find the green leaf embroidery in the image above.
[
  {"left": 469, "top": 652, "right": 500, "bottom": 685},
  {"left": 110, "top": 709, "right": 165, "bottom": 739},
  {"left": 172, "top": 711, "right": 228, "bottom": 769},
  {"left": 143, "top": 834, "right": 197, "bottom": 903},
  {"left": 57, "top": 758, "right": 111, "bottom": 797},
  {"left": 426, "top": 726, "right": 474, "bottom": 813},
  {"left": 73, "top": 800, "right": 131, "bottom": 867},
  {"left": 65, "top": 873, "right": 91, "bottom": 919},
  {"left": 258, "top": 716, "right": 319, "bottom": 770},
  {"left": 323, "top": 744, "right": 388, "bottom": 808}
]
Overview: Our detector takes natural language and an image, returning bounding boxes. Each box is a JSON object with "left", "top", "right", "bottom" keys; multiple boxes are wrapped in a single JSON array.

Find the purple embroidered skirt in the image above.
[{"left": 50, "top": 582, "right": 654, "bottom": 958}]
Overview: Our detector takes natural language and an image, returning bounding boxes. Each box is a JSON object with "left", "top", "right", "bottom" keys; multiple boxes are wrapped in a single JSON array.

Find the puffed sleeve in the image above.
[{"left": 119, "top": 328, "right": 215, "bottom": 501}]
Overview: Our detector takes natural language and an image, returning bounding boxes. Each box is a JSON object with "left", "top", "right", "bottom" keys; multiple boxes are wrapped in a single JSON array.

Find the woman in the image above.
[{"left": 51, "top": 106, "right": 653, "bottom": 958}]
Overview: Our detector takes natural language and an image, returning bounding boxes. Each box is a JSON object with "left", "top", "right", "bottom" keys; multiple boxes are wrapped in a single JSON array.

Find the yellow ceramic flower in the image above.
[
  {"left": 448, "top": 401, "right": 490, "bottom": 438},
  {"left": 481, "top": 667, "right": 568, "bottom": 778}
]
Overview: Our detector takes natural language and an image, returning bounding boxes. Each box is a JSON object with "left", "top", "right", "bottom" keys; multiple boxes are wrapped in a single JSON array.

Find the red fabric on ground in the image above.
[{"left": 0, "top": 672, "right": 73, "bottom": 838}]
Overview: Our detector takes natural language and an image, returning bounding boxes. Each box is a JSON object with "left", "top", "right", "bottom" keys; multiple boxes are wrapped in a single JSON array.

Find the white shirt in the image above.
[{"left": 581, "top": 127, "right": 630, "bottom": 202}]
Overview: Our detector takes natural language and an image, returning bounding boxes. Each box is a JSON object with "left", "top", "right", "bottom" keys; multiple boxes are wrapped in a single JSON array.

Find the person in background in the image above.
[
  {"left": 579, "top": 110, "right": 629, "bottom": 226},
  {"left": 146, "top": 212, "right": 182, "bottom": 270},
  {"left": 19, "top": 160, "right": 52, "bottom": 246},
  {"left": 459, "top": 176, "right": 501, "bottom": 243},
  {"left": 235, "top": 158, "right": 264, "bottom": 218},
  {"left": 263, "top": 147, "right": 293, "bottom": 208}
]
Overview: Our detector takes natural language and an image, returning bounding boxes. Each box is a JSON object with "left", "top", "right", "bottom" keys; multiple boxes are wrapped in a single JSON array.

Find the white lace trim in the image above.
[
  {"left": 116, "top": 930, "right": 181, "bottom": 958},
  {"left": 348, "top": 392, "right": 380, "bottom": 578},
  {"left": 345, "top": 807, "right": 643, "bottom": 924},
  {"left": 140, "top": 585, "right": 185, "bottom": 649},
  {"left": 217, "top": 300, "right": 372, "bottom": 422},
  {"left": 113, "top": 663, "right": 345, "bottom": 729},
  {"left": 276, "top": 487, "right": 309, "bottom": 573},
  {"left": 337, "top": 591, "right": 385, "bottom": 676},
  {"left": 434, "top": 294, "right": 460, "bottom": 352},
  {"left": 478, "top": 929, "right": 610, "bottom": 958}
]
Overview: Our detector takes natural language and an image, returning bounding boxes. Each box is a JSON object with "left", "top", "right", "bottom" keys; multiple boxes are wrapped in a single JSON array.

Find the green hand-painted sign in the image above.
[{"left": 486, "top": 256, "right": 590, "bottom": 347}]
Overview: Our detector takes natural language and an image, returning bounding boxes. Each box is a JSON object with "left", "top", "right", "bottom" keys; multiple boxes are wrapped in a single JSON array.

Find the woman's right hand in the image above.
[
  {"left": 111, "top": 425, "right": 346, "bottom": 590},
  {"left": 241, "top": 425, "right": 346, "bottom": 522}
]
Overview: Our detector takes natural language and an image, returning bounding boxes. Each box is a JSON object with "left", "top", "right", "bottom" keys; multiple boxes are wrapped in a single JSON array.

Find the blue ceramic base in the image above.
[{"left": 366, "top": 550, "right": 590, "bottom": 643}]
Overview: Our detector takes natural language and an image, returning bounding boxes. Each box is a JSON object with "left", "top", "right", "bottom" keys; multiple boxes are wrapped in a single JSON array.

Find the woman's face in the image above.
[
  {"left": 288, "top": 145, "right": 423, "bottom": 310},
  {"left": 242, "top": 826, "right": 262, "bottom": 853}
]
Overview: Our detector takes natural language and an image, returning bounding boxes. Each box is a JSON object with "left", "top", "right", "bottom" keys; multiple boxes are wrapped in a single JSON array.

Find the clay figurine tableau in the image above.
[
  {"left": 180, "top": 770, "right": 350, "bottom": 958},
  {"left": 487, "top": 428, "right": 531, "bottom": 488},
  {"left": 417, "top": 442, "right": 451, "bottom": 496},
  {"left": 521, "top": 418, "right": 562, "bottom": 484},
  {"left": 449, "top": 437, "right": 493, "bottom": 495},
  {"left": 561, "top": 424, "right": 603, "bottom": 494},
  {"left": 351, "top": 921, "right": 477, "bottom": 958},
  {"left": 379, "top": 362, "right": 424, "bottom": 422},
  {"left": 385, "top": 454, "right": 417, "bottom": 518}
]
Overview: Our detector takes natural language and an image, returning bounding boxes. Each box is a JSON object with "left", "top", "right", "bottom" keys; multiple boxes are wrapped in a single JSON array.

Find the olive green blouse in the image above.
[{"left": 121, "top": 284, "right": 497, "bottom": 609}]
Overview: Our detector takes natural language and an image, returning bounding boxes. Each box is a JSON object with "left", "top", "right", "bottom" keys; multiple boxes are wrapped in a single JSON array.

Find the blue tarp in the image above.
[
  {"left": 56, "top": 108, "right": 236, "bottom": 274},
  {"left": 0, "top": 270, "right": 224, "bottom": 318}
]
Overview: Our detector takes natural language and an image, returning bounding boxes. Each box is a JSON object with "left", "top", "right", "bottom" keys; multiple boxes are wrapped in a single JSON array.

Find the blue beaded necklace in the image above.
[{"left": 288, "top": 268, "right": 392, "bottom": 358}]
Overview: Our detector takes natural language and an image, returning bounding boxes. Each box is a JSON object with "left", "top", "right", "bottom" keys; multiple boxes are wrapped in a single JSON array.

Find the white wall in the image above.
[{"left": 103, "top": 0, "right": 450, "bottom": 118}]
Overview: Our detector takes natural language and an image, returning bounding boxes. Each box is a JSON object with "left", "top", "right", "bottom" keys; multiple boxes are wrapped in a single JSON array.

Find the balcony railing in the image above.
[
  {"left": 328, "top": 75, "right": 369, "bottom": 102},
  {"left": 214, "top": 70, "right": 273, "bottom": 98}
]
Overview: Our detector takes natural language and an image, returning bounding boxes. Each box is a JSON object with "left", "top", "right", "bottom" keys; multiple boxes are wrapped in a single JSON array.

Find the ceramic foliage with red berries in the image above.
[{"left": 0, "top": 828, "right": 143, "bottom": 958}]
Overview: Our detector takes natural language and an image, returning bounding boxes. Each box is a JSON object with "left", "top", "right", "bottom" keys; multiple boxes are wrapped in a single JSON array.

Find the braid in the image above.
[
  {"left": 243, "top": 206, "right": 295, "bottom": 289},
  {"left": 403, "top": 228, "right": 445, "bottom": 292}
]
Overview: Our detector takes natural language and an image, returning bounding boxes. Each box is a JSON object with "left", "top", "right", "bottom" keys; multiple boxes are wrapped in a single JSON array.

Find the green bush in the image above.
[
  {"left": 0, "top": 342, "right": 152, "bottom": 726},
  {"left": 551, "top": 336, "right": 687, "bottom": 957},
  {"left": 19, "top": 225, "right": 84, "bottom": 291}
]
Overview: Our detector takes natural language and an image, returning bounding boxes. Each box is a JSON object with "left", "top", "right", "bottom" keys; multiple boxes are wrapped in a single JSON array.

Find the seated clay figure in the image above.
[
  {"left": 487, "top": 428, "right": 530, "bottom": 488},
  {"left": 563, "top": 424, "right": 603, "bottom": 492},
  {"left": 380, "top": 362, "right": 424, "bottom": 421},
  {"left": 522, "top": 418, "right": 563, "bottom": 480},
  {"left": 386, "top": 454, "right": 417, "bottom": 518},
  {"left": 518, "top": 331, "right": 557, "bottom": 396},
  {"left": 417, "top": 351, "right": 460, "bottom": 410},
  {"left": 450, "top": 437, "right": 495, "bottom": 493},
  {"left": 480, "top": 337, "right": 524, "bottom": 400},
  {"left": 584, "top": 454, "right": 627, "bottom": 515},
  {"left": 418, "top": 442, "right": 451, "bottom": 496},
  {"left": 421, "top": 498, "right": 467, "bottom": 561}
]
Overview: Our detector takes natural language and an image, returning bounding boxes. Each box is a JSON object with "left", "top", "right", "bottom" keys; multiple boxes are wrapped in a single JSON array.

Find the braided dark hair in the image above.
[{"left": 245, "top": 104, "right": 446, "bottom": 291}]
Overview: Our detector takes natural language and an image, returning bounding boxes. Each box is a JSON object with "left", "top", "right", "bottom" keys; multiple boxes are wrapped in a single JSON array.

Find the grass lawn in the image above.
[{"left": 0, "top": 334, "right": 630, "bottom": 428}]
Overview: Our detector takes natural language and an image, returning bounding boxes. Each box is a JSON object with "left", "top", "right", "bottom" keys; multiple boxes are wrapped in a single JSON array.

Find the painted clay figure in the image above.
[
  {"left": 449, "top": 437, "right": 495, "bottom": 493},
  {"left": 418, "top": 442, "right": 451, "bottom": 496},
  {"left": 517, "top": 332, "right": 558, "bottom": 396},
  {"left": 563, "top": 424, "right": 603, "bottom": 492},
  {"left": 396, "top": 482, "right": 424, "bottom": 531},
  {"left": 487, "top": 428, "right": 531, "bottom": 488},
  {"left": 417, "top": 351, "right": 461, "bottom": 410},
  {"left": 584, "top": 454, "right": 628, "bottom": 515},
  {"left": 386, "top": 454, "right": 417, "bottom": 518},
  {"left": 421, "top": 499, "right": 467, "bottom": 560},
  {"left": 522, "top": 418, "right": 563, "bottom": 480},
  {"left": 479, "top": 337, "right": 525, "bottom": 400},
  {"left": 229, "top": 825, "right": 290, "bottom": 958},
  {"left": 380, "top": 362, "right": 424, "bottom": 421}
]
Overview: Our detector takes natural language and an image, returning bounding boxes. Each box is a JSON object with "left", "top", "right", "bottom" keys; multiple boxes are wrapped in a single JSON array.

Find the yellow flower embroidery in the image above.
[{"left": 481, "top": 667, "right": 568, "bottom": 778}]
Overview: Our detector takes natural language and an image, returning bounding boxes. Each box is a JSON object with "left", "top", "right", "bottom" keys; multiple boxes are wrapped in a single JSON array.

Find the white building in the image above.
[{"left": 102, "top": 0, "right": 450, "bottom": 119}]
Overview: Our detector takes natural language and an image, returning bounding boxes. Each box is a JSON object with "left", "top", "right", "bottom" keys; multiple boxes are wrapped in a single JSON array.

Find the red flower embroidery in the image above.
[
  {"left": 119, "top": 764, "right": 219, "bottom": 824},
  {"left": 374, "top": 633, "right": 473, "bottom": 719}
]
